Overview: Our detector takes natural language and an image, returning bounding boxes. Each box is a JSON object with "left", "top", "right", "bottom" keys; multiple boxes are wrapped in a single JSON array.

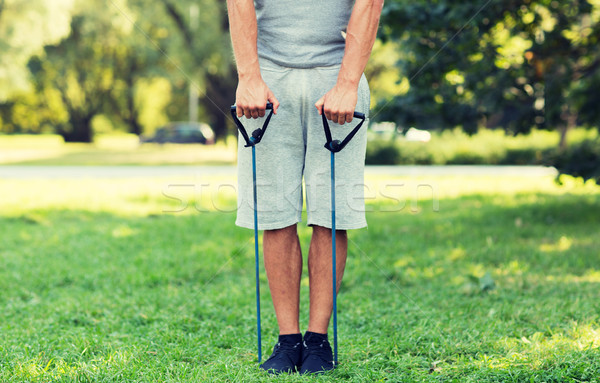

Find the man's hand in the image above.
[
  {"left": 315, "top": 82, "right": 358, "bottom": 125},
  {"left": 235, "top": 74, "right": 280, "bottom": 119}
]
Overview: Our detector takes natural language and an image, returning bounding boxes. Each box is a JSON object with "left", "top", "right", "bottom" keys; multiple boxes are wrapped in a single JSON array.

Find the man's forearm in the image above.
[
  {"left": 227, "top": 0, "right": 279, "bottom": 117},
  {"left": 338, "top": 0, "right": 384, "bottom": 88},
  {"left": 226, "top": 0, "right": 260, "bottom": 79}
]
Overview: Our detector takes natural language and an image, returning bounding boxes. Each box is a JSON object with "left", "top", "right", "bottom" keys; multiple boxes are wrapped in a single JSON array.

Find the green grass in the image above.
[
  {"left": 1, "top": 174, "right": 599, "bottom": 382},
  {"left": 0, "top": 134, "right": 237, "bottom": 165}
]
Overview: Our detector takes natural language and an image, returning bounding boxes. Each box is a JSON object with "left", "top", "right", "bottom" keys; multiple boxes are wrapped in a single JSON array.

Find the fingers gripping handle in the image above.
[
  {"left": 230, "top": 103, "right": 274, "bottom": 147},
  {"left": 322, "top": 110, "right": 367, "bottom": 153}
]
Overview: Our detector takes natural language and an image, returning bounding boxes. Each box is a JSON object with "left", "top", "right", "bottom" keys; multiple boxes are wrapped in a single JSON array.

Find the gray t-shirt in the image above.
[{"left": 255, "top": 0, "right": 355, "bottom": 68}]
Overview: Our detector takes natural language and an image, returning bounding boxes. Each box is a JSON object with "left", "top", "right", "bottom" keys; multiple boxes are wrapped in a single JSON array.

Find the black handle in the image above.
[
  {"left": 322, "top": 109, "right": 367, "bottom": 153},
  {"left": 230, "top": 102, "right": 273, "bottom": 114},
  {"left": 230, "top": 103, "right": 274, "bottom": 147}
]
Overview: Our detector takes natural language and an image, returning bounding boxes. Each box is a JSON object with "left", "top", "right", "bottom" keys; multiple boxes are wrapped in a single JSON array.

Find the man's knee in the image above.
[
  {"left": 264, "top": 223, "right": 297, "bottom": 237},
  {"left": 312, "top": 225, "right": 347, "bottom": 238}
]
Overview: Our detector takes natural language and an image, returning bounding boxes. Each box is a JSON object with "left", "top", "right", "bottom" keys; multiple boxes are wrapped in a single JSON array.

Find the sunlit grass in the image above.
[
  {"left": 1, "top": 174, "right": 599, "bottom": 381},
  {"left": 0, "top": 134, "right": 237, "bottom": 165},
  {"left": 1, "top": 173, "right": 596, "bottom": 216}
]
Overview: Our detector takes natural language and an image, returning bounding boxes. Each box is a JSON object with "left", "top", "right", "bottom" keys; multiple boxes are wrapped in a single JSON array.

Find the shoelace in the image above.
[
  {"left": 302, "top": 339, "right": 332, "bottom": 362},
  {"left": 266, "top": 341, "right": 300, "bottom": 361}
]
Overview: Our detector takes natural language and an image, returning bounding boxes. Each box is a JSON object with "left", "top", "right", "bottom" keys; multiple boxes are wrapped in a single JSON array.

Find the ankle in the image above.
[
  {"left": 279, "top": 327, "right": 301, "bottom": 336},
  {"left": 306, "top": 326, "right": 328, "bottom": 335},
  {"left": 304, "top": 330, "right": 328, "bottom": 341},
  {"left": 278, "top": 333, "right": 302, "bottom": 343}
]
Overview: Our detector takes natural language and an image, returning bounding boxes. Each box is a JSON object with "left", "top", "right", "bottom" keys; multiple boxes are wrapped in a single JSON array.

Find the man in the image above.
[{"left": 226, "top": 0, "right": 383, "bottom": 375}]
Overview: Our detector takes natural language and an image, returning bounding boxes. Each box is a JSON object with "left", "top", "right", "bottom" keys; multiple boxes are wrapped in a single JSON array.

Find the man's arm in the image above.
[
  {"left": 226, "top": 0, "right": 279, "bottom": 119},
  {"left": 315, "top": 0, "right": 384, "bottom": 124}
]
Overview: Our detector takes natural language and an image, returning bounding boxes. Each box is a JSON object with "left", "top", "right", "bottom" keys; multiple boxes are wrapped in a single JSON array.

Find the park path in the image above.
[{"left": 0, "top": 165, "right": 558, "bottom": 179}]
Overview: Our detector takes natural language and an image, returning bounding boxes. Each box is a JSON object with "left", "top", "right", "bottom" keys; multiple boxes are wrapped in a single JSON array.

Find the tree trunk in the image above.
[
  {"left": 558, "top": 110, "right": 577, "bottom": 152},
  {"left": 128, "top": 117, "right": 143, "bottom": 136},
  {"left": 202, "top": 72, "right": 236, "bottom": 141},
  {"left": 126, "top": 81, "right": 142, "bottom": 135},
  {"left": 125, "top": 57, "right": 142, "bottom": 135},
  {"left": 212, "top": 108, "right": 227, "bottom": 141},
  {"left": 61, "top": 113, "right": 94, "bottom": 142}
]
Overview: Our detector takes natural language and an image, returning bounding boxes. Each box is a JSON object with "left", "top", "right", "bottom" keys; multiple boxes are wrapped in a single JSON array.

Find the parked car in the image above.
[{"left": 140, "top": 122, "right": 215, "bottom": 144}]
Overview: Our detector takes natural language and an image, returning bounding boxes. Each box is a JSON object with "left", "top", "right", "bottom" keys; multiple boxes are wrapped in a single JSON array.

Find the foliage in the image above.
[
  {"left": 365, "top": 137, "right": 405, "bottom": 165},
  {"left": 0, "top": 175, "right": 599, "bottom": 381},
  {"left": 1, "top": 0, "right": 235, "bottom": 142},
  {"left": 0, "top": 0, "right": 74, "bottom": 101},
  {"left": 25, "top": 0, "right": 179, "bottom": 142},
  {"left": 378, "top": 0, "right": 600, "bottom": 145},
  {"left": 2, "top": 0, "right": 600, "bottom": 151},
  {"left": 28, "top": 5, "right": 125, "bottom": 141},
  {"left": 550, "top": 138, "right": 600, "bottom": 183},
  {"left": 364, "top": 39, "right": 409, "bottom": 110},
  {"left": 366, "top": 127, "right": 597, "bottom": 168},
  {"left": 157, "top": 0, "right": 236, "bottom": 139}
]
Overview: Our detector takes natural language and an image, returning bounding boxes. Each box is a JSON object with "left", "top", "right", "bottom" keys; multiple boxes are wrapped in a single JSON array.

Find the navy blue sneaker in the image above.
[
  {"left": 259, "top": 335, "right": 302, "bottom": 374},
  {"left": 299, "top": 331, "right": 335, "bottom": 374}
]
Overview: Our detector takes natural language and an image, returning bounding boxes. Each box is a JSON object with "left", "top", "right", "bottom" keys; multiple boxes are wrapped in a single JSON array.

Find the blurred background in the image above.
[{"left": 0, "top": 0, "right": 598, "bottom": 181}]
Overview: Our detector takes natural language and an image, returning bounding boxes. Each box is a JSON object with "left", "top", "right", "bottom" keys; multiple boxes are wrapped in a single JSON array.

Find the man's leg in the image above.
[
  {"left": 263, "top": 224, "right": 302, "bottom": 335},
  {"left": 307, "top": 225, "right": 348, "bottom": 334}
]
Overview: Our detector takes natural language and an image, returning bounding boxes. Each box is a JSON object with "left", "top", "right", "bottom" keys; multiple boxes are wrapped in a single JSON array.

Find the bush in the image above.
[
  {"left": 550, "top": 139, "right": 600, "bottom": 184},
  {"left": 499, "top": 148, "right": 546, "bottom": 165},
  {"left": 366, "top": 138, "right": 401, "bottom": 165},
  {"left": 365, "top": 128, "right": 598, "bottom": 170},
  {"left": 445, "top": 151, "right": 487, "bottom": 165}
]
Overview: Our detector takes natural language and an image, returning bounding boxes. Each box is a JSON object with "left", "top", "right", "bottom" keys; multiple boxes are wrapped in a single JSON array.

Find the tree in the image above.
[
  {"left": 0, "top": 0, "right": 74, "bottom": 101},
  {"left": 28, "top": 0, "right": 165, "bottom": 141},
  {"left": 158, "top": 0, "right": 236, "bottom": 139},
  {"left": 28, "top": 2, "right": 134, "bottom": 142},
  {"left": 378, "top": 0, "right": 600, "bottom": 148},
  {"left": 4, "top": 0, "right": 247, "bottom": 141},
  {"left": 104, "top": 4, "right": 166, "bottom": 136},
  {"left": 30, "top": 13, "right": 119, "bottom": 142}
]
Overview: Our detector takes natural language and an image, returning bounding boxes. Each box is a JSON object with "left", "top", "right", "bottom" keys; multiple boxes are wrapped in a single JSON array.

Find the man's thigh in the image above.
[
  {"left": 236, "top": 61, "right": 306, "bottom": 230},
  {"left": 304, "top": 69, "right": 370, "bottom": 230}
]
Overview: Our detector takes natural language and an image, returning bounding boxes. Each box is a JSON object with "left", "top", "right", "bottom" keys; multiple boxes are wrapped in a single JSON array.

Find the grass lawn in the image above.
[
  {"left": 0, "top": 135, "right": 237, "bottom": 166},
  {"left": 1, "top": 174, "right": 599, "bottom": 382}
]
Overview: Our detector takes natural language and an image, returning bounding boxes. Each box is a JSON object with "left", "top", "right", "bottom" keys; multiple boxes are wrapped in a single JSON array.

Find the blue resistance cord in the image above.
[
  {"left": 321, "top": 111, "right": 365, "bottom": 367},
  {"left": 330, "top": 150, "right": 338, "bottom": 366},
  {"left": 230, "top": 103, "right": 273, "bottom": 364},
  {"left": 252, "top": 144, "right": 262, "bottom": 363}
]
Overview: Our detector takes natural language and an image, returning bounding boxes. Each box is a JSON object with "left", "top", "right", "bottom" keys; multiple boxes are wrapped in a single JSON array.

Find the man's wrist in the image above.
[
  {"left": 336, "top": 68, "right": 360, "bottom": 90},
  {"left": 336, "top": 76, "right": 360, "bottom": 90},
  {"left": 237, "top": 60, "right": 262, "bottom": 80}
]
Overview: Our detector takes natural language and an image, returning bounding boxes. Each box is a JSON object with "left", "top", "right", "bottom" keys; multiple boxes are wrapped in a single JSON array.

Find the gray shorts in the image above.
[{"left": 235, "top": 58, "right": 370, "bottom": 230}]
